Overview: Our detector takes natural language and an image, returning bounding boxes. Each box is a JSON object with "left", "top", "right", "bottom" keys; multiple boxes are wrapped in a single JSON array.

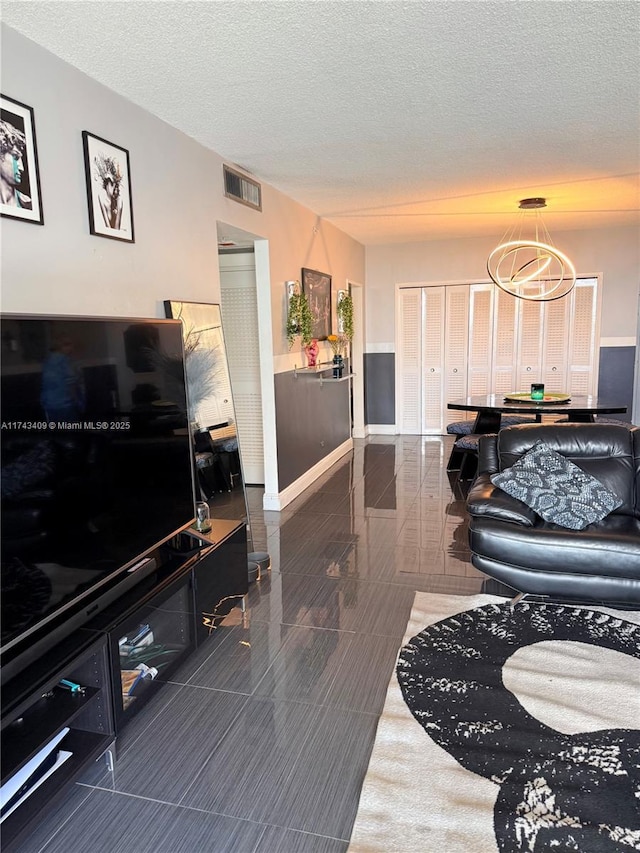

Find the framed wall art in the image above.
[
  {"left": 301, "top": 267, "right": 331, "bottom": 340},
  {"left": 82, "top": 131, "right": 134, "bottom": 242},
  {"left": 0, "top": 94, "right": 44, "bottom": 225}
]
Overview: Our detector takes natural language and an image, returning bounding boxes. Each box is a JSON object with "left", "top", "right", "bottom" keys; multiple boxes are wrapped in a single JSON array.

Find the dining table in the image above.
[{"left": 447, "top": 393, "right": 628, "bottom": 435}]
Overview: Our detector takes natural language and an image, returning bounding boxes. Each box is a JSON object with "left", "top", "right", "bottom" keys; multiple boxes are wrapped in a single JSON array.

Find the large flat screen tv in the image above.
[{"left": 1, "top": 314, "right": 196, "bottom": 683}]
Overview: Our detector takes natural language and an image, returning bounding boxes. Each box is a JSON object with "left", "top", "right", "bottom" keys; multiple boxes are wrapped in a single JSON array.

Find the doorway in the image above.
[
  {"left": 216, "top": 223, "right": 275, "bottom": 500},
  {"left": 348, "top": 280, "right": 365, "bottom": 439},
  {"left": 218, "top": 248, "right": 263, "bottom": 484}
]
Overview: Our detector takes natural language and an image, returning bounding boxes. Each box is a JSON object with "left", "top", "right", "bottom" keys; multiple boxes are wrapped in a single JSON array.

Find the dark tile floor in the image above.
[{"left": 13, "top": 436, "right": 510, "bottom": 853}]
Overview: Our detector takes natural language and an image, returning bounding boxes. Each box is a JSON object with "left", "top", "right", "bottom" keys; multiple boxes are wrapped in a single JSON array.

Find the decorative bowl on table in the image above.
[{"left": 503, "top": 392, "right": 571, "bottom": 404}]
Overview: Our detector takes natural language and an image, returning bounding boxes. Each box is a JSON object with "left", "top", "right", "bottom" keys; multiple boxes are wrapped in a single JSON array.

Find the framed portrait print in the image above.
[
  {"left": 301, "top": 268, "right": 332, "bottom": 340},
  {"left": 82, "top": 131, "right": 135, "bottom": 242},
  {"left": 0, "top": 94, "right": 44, "bottom": 225}
]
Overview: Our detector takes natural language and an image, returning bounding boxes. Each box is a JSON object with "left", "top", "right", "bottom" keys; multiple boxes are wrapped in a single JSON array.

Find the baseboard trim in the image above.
[
  {"left": 600, "top": 337, "right": 636, "bottom": 347},
  {"left": 366, "top": 424, "right": 397, "bottom": 435},
  {"left": 263, "top": 438, "right": 354, "bottom": 511}
]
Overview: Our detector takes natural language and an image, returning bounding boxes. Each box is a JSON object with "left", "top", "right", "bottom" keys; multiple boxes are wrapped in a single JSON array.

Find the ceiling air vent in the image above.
[{"left": 223, "top": 165, "right": 262, "bottom": 211}]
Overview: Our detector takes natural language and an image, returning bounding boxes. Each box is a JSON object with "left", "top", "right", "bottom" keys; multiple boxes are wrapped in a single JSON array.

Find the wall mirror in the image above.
[{"left": 164, "top": 301, "right": 251, "bottom": 541}]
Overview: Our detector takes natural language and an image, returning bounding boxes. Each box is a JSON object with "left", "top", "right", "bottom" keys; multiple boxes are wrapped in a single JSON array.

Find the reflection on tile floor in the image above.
[{"left": 18, "top": 436, "right": 511, "bottom": 853}]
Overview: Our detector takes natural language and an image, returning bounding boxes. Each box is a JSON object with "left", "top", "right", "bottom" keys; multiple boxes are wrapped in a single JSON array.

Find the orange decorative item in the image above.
[{"left": 305, "top": 339, "right": 319, "bottom": 367}]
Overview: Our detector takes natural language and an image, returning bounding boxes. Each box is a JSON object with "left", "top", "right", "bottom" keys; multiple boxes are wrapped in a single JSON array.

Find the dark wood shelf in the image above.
[
  {"left": 86, "top": 545, "right": 200, "bottom": 633},
  {"left": 1, "top": 730, "right": 114, "bottom": 852},
  {"left": 1, "top": 518, "right": 247, "bottom": 850},
  {"left": 1, "top": 686, "right": 100, "bottom": 784},
  {"left": 1, "top": 630, "right": 102, "bottom": 726},
  {"left": 182, "top": 517, "right": 247, "bottom": 549},
  {"left": 1, "top": 632, "right": 113, "bottom": 852}
]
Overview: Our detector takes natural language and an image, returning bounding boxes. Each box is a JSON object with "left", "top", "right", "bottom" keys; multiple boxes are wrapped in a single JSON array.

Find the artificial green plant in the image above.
[
  {"left": 286, "top": 291, "right": 314, "bottom": 348},
  {"left": 337, "top": 291, "right": 354, "bottom": 343}
]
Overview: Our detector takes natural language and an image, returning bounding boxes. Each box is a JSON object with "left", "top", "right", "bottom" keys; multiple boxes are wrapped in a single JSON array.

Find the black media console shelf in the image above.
[
  {"left": 1, "top": 632, "right": 114, "bottom": 852},
  {"left": 186, "top": 519, "right": 249, "bottom": 646},
  {"left": 0, "top": 517, "right": 248, "bottom": 852}
]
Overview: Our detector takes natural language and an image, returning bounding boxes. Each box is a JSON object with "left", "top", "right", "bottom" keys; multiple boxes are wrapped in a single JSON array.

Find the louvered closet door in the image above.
[
  {"left": 516, "top": 299, "right": 545, "bottom": 390},
  {"left": 443, "top": 286, "right": 469, "bottom": 428},
  {"left": 397, "top": 288, "right": 422, "bottom": 433},
  {"left": 467, "top": 284, "right": 494, "bottom": 397},
  {"left": 492, "top": 286, "right": 519, "bottom": 395},
  {"left": 542, "top": 296, "right": 570, "bottom": 392},
  {"left": 422, "top": 287, "right": 446, "bottom": 433},
  {"left": 567, "top": 278, "right": 598, "bottom": 395},
  {"left": 219, "top": 259, "right": 264, "bottom": 484},
  {"left": 396, "top": 278, "right": 599, "bottom": 434}
]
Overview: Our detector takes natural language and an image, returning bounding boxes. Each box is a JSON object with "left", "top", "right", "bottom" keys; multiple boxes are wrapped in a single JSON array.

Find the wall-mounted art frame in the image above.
[
  {"left": 0, "top": 94, "right": 44, "bottom": 225},
  {"left": 82, "top": 130, "right": 134, "bottom": 242},
  {"left": 301, "top": 267, "right": 331, "bottom": 340}
]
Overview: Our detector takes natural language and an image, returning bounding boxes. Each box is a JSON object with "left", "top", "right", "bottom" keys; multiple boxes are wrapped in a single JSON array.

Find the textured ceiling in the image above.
[{"left": 2, "top": 1, "right": 639, "bottom": 245}]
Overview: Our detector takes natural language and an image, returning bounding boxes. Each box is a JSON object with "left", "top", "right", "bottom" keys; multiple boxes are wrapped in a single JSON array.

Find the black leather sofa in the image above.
[{"left": 466, "top": 423, "right": 640, "bottom": 605}]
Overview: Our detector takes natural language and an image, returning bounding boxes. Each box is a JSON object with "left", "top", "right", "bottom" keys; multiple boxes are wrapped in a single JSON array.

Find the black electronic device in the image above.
[{"left": 0, "top": 314, "right": 196, "bottom": 684}]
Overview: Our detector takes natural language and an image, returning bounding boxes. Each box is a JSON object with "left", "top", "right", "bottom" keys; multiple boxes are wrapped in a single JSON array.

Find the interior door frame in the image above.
[
  {"left": 216, "top": 223, "right": 277, "bottom": 509},
  {"left": 348, "top": 280, "right": 365, "bottom": 439}
]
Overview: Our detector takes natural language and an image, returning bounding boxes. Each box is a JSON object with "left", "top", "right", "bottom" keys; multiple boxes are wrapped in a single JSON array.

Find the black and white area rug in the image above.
[{"left": 348, "top": 593, "right": 640, "bottom": 852}]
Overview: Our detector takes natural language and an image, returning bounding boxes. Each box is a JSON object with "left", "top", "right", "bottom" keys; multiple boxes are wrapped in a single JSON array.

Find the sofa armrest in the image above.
[
  {"left": 477, "top": 434, "right": 499, "bottom": 475},
  {"left": 467, "top": 474, "right": 538, "bottom": 527}
]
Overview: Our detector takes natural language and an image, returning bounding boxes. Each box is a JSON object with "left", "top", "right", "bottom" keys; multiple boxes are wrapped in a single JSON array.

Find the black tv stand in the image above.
[
  {"left": 0, "top": 630, "right": 115, "bottom": 851},
  {"left": 0, "top": 518, "right": 247, "bottom": 852}
]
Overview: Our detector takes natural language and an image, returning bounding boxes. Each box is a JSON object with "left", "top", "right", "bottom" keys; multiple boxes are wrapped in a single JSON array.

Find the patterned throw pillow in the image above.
[{"left": 491, "top": 441, "right": 622, "bottom": 530}]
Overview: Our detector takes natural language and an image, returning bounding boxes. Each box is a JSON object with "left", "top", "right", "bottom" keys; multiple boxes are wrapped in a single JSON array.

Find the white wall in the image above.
[
  {"left": 365, "top": 225, "right": 640, "bottom": 345},
  {"left": 0, "top": 25, "right": 365, "bottom": 355}
]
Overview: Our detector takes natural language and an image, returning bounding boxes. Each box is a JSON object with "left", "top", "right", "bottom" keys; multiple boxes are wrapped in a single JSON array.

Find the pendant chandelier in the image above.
[{"left": 487, "top": 198, "right": 576, "bottom": 301}]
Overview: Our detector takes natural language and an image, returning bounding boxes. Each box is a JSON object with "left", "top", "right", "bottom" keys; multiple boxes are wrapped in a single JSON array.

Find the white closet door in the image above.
[
  {"left": 567, "top": 278, "right": 598, "bottom": 395},
  {"left": 492, "top": 286, "right": 518, "bottom": 395},
  {"left": 542, "top": 296, "right": 570, "bottom": 391},
  {"left": 219, "top": 255, "right": 264, "bottom": 484},
  {"left": 516, "top": 299, "right": 545, "bottom": 390},
  {"left": 395, "top": 277, "right": 599, "bottom": 434},
  {"left": 443, "top": 286, "right": 469, "bottom": 428},
  {"left": 422, "top": 286, "right": 446, "bottom": 433},
  {"left": 467, "top": 284, "right": 493, "bottom": 396},
  {"left": 397, "top": 288, "right": 422, "bottom": 433}
]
